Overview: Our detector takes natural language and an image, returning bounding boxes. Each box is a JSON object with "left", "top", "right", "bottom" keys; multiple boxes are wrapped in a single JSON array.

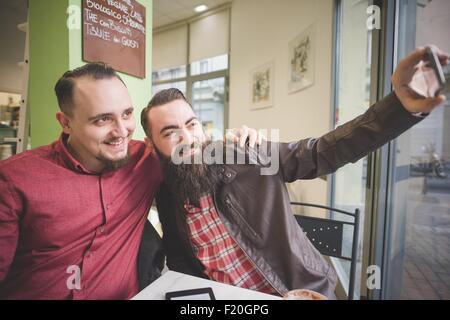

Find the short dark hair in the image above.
[
  {"left": 141, "top": 88, "right": 190, "bottom": 137},
  {"left": 54, "top": 62, "right": 125, "bottom": 116}
]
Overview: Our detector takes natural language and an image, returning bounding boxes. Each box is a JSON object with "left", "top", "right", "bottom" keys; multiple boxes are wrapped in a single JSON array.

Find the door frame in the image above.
[
  {"left": 360, "top": 0, "right": 410, "bottom": 300},
  {"left": 328, "top": 0, "right": 397, "bottom": 300}
]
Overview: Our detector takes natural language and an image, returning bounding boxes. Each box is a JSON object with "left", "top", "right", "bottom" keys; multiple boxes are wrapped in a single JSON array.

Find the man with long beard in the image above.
[{"left": 140, "top": 46, "right": 449, "bottom": 299}]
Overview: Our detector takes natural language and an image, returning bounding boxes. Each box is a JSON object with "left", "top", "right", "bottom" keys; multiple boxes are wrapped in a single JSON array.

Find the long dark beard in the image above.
[{"left": 158, "top": 143, "right": 220, "bottom": 205}]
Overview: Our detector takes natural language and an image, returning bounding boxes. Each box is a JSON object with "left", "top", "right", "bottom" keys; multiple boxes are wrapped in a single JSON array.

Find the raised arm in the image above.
[
  {"left": 277, "top": 92, "right": 422, "bottom": 182},
  {"left": 277, "top": 46, "right": 449, "bottom": 182}
]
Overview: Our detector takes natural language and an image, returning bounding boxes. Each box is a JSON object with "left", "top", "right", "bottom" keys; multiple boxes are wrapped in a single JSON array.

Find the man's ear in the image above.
[
  {"left": 56, "top": 112, "right": 71, "bottom": 134},
  {"left": 144, "top": 136, "right": 155, "bottom": 153}
]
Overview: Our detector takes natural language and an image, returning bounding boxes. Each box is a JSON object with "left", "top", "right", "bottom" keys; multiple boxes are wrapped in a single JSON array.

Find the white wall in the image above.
[{"left": 228, "top": 0, "right": 334, "bottom": 209}]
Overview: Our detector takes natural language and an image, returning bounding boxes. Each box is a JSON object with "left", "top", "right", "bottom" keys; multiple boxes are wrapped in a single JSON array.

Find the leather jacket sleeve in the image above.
[{"left": 275, "top": 92, "right": 424, "bottom": 182}]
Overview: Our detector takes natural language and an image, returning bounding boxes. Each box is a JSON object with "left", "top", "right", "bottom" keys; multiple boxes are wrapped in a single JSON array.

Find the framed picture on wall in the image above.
[
  {"left": 288, "top": 24, "right": 315, "bottom": 94},
  {"left": 250, "top": 61, "right": 275, "bottom": 110}
]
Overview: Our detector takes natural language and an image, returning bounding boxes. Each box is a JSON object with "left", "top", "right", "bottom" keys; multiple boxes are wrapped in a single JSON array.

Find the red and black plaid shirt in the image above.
[{"left": 184, "top": 195, "right": 278, "bottom": 295}]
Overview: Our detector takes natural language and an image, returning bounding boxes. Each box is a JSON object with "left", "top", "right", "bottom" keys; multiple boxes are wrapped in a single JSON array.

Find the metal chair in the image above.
[{"left": 291, "top": 202, "right": 360, "bottom": 300}]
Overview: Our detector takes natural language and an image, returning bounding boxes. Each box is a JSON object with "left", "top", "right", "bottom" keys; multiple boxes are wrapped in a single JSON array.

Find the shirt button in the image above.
[
  {"left": 87, "top": 252, "right": 93, "bottom": 258},
  {"left": 226, "top": 172, "right": 232, "bottom": 178},
  {"left": 99, "top": 226, "right": 105, "bottom": 233}
]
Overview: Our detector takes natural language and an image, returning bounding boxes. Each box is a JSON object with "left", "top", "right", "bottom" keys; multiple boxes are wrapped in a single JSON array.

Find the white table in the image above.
[{"left": 132, "top": 271, "right": 282, "bottom": 300}]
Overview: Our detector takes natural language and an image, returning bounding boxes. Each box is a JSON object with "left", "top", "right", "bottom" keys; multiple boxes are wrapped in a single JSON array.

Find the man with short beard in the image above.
[
  {"left": 0, "top": 63, "right": 165, "bottom": 299},
  {"left": 140, "top": 46, "right": 449, "bottom": 299}
]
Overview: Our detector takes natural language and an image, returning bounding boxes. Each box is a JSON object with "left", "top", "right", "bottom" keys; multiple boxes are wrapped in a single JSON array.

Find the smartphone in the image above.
[{"left": 425, "top": 47, "right": 446, "bottom": 97}]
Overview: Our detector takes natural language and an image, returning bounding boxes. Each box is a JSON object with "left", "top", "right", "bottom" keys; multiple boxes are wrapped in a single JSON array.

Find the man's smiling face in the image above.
[{"left": 58, "top": 76, "right": 135, "bottom": 172}]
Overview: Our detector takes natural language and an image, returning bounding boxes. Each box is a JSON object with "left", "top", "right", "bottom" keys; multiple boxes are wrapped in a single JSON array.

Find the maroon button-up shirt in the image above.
[{"left": 0, "top": 134, "right": 162, "bottom": 299}]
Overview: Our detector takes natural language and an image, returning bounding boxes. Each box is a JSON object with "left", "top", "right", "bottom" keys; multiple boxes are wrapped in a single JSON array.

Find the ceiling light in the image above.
[{"left": 194, "top": 5, "right": 208, "bottom": 12}]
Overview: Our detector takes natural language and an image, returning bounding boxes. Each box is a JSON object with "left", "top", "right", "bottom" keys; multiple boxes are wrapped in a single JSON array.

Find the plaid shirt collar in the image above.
[{"left": 184, "top": 194, "right": 214, "bottom": 215}]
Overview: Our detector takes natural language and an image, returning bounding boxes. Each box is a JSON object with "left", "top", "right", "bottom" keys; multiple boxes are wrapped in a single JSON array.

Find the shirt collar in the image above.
[
  {"left": 184, "top": 194, "right": 214, "bottom": 214},
  {"left": 56, "top": 133, "right": 98, "bottom": 175}
]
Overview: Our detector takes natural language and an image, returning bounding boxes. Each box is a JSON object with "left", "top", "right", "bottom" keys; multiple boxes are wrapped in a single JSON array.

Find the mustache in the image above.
[
  {"left": 103, "top": 135, "right": 130, "bottom": 143},
  {"left": 157, "top": 141, "right": 219, "bottom": 204},
  {"left": 172, "top": 141, "right": 202, "bottom": 157}
]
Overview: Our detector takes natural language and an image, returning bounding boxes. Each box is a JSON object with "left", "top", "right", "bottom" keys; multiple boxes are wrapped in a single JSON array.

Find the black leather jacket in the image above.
[{"left": 139, "top": 92, "right": 423, "bottom": 298}]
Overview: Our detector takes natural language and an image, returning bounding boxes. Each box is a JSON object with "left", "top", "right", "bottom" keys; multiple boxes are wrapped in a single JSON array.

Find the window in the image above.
[
  {"left": 152, "top": 81, "right": 187, "bottom": 97},
  {"left": 330, "top": 0, "right": 372, "bottom": 299},
  {"left": 381, "top": 0, "right": 450, "bottom": 300},
  {"left": 191, "top": 54, "right": 228, "bottom": 76},
  {"left": 152, "top": 9, "right": 230, "bottom": 137},
  {"left": 152, "top": 54, "right": 229, "bottom": 137},
  {"left": 152, "top": 65, "right": 187, "bottom": 83},
  {"left": 192, "top": 77, "right": 226, "bottom": 140}
]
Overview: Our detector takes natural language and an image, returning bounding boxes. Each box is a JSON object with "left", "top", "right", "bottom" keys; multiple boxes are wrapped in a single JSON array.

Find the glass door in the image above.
[{"left": 380, "top": 0, "right": 450, "bottom": 300}]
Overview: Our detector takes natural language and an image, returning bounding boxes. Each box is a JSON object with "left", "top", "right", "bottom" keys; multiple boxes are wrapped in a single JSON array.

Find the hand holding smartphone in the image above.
[
  {"left": 424, "top": 46, "right": 446, "bottom": 97},
  {"left": 392, "top": 45, "right": 449, "bottom": 114},
  {"left": 408, "top": 46, "right": 448, "bottom": 98}
]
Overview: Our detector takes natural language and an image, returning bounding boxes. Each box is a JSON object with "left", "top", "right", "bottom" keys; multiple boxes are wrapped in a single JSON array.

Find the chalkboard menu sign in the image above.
[{"left": 83, "top": 0, "right": 146, "bottom": 78}]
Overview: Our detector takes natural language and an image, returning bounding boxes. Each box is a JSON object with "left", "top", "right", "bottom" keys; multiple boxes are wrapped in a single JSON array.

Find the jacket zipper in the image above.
[
  {"left": 213, "top": 193, "right": 283, "bottom": 296},
  {"left": 224, "top": 197, "right": 260, "bottom": 240}
]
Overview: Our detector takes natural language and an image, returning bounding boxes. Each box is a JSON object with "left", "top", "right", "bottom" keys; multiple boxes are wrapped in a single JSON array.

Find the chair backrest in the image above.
[
  {"left": 294, "top": 215, "right": 344, "bottom": 258},
  {"left": 291, "top": 202, "right": 360, "bottom": 300}
]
